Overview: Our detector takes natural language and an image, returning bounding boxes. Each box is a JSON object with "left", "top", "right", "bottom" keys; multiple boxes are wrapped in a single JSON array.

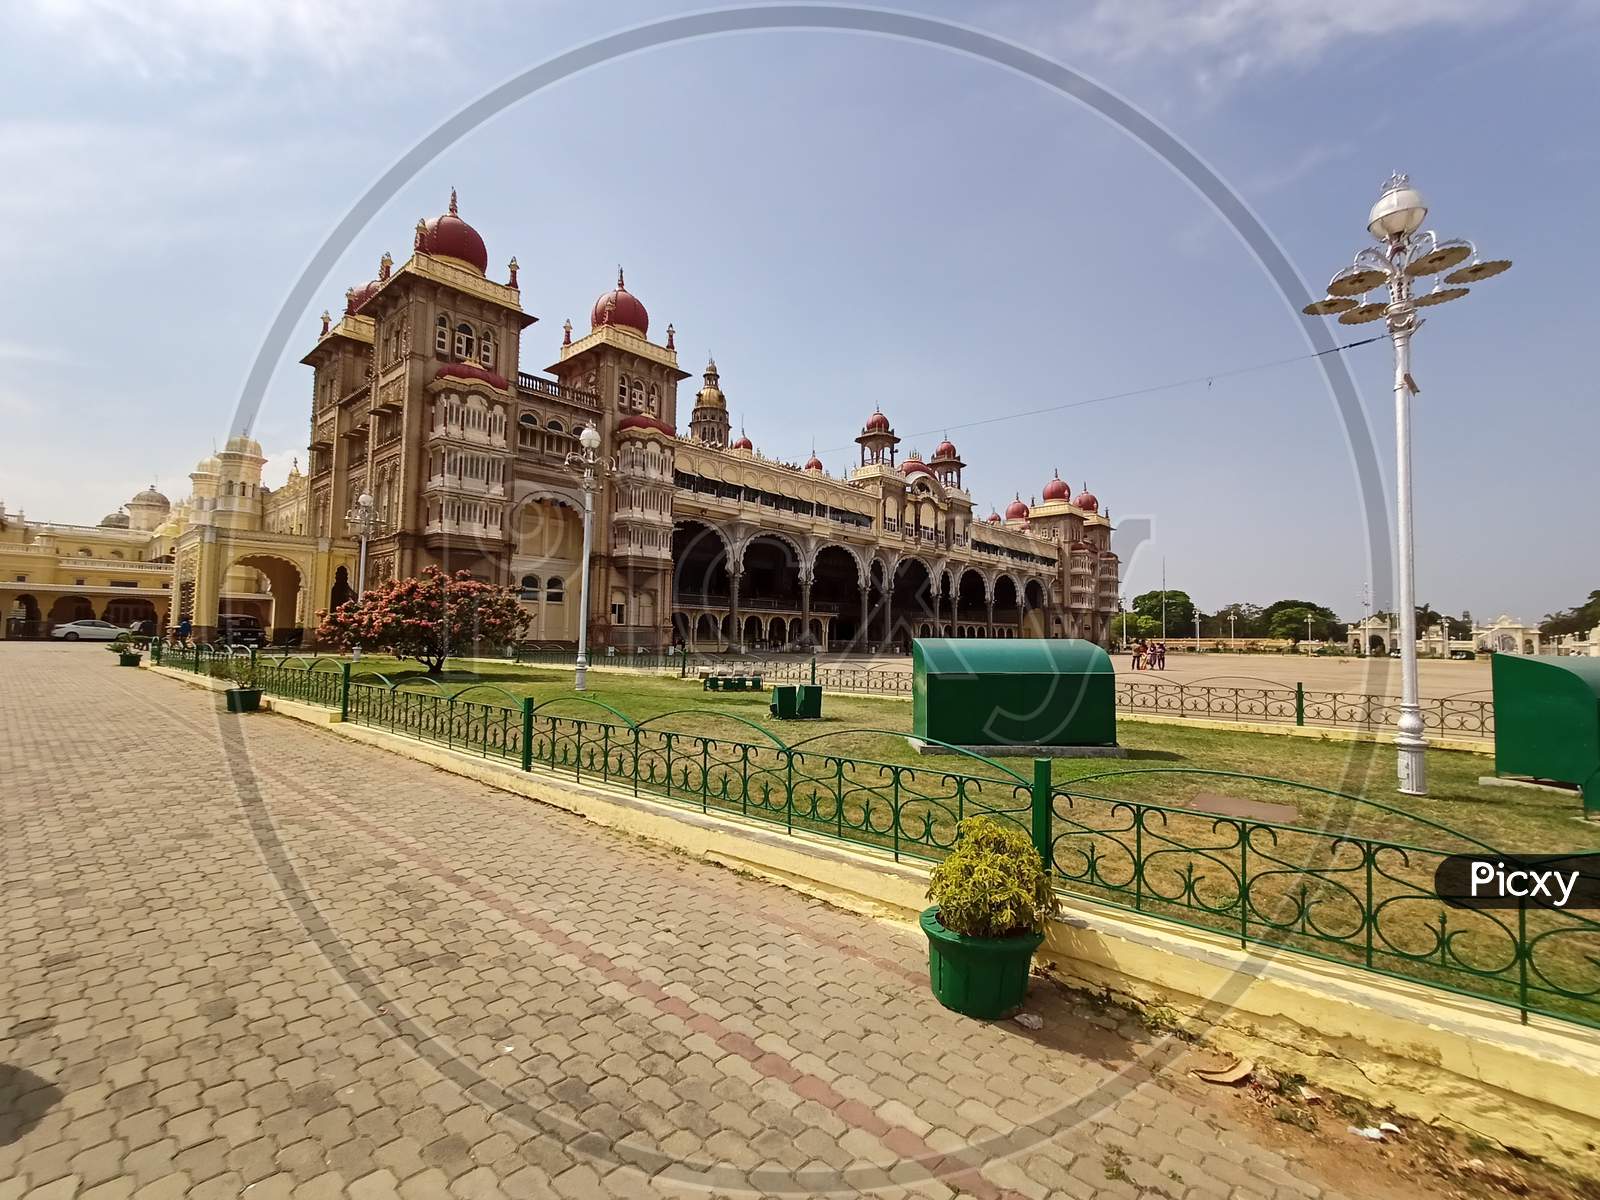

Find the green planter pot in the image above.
[
  {"left": 920, "top": 906, "right": 1044, "bottom": 1020},
  {"left": 226, "top": 687, "right": 263, "bottom": 713},
  {"left": 117, "top": 653, "right": 143, "bottom": 667}
]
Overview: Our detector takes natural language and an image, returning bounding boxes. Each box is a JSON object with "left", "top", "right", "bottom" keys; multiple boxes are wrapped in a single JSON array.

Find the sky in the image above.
[{"left": 1, "top": 0, "right": 1596, "bottom": 625}]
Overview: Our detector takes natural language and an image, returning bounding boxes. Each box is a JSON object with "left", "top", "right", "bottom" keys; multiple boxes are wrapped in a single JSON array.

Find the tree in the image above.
[
  {"left": 317, "top": 566, "right": 530, "bottom": 674},
  {"left": 1210, "top": 602, "right": 1265, "bottom": 638},
  {"left": 1541, "top": 590, "right": 1600, "bottom": 637},
  {"left": 1131, "top": 589, "right": 1195, "bottom": 638},
  {"left": 1261, "top": 598, "right": 1343, "bottom": 642}
]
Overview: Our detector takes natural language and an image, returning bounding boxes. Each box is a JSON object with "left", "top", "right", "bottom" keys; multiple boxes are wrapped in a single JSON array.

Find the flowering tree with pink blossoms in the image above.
[{"left": 317, "top": 566, "right": 529, "bottom": 674}]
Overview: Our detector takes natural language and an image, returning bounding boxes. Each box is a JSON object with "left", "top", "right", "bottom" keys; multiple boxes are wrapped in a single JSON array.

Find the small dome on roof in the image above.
[
  {"left": 591, "top": 267, "right": 649, "bottom": 336},
  {"left": 98, "top": 510, "right": 130, "bottom": 528},
  {"left": 901, "top": 451, "right": 932, "bottom": 478},
  {"left": 130, "top": 485, "right": 169, "bottom": 507},
  {"left": 1042, "top": 472, "right": 1069, "bottom": 502},
  {"left": 987, "top": 510, "right": 1002, "bottom": 523},
  {"left": 804, "top": 454, "right": 824, "bottom": 472},
  {"left": 1073, "top": 487, "right": 1099, "bottom": 513},
  {"left": 224, "top": 435, "right": 263, "bottom": 456},
  {"left": 731, "top": 433, "right": 754, "bottom": 451},
  {"left": 346, "top": 278, "right": 381, "bottom": 315},
  {"left": 932, "top": 439, "right": 958, "bottom": 460},
  {"left": 863, "top": 408, "right": 891, "bottom": 433},
  {"left": 1005, "top": 495, "right": 1029, "bottom": 521},
  {"left": 416, "top": 188, "right": 489, "bottom": 274}
]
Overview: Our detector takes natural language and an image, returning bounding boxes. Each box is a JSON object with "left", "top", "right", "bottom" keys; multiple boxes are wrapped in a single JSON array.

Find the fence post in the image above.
[
  {"left": 1031, "top": 758, "right": 1053, "bottom": 872},
  {"left": 1294, "top": 682, "right": 1305, "bottom": 726},
  {"left": 339, "top": 662, "right": 351, "bottom": 721},
  {"left": 810, "top": 654, "right": 817, "bottom": 685},
  {"left": 249, "top": 646, "right": 258, "bottom": 682},
  {"left": 521, "top": 697, "right": 533, "bottom": 772}
]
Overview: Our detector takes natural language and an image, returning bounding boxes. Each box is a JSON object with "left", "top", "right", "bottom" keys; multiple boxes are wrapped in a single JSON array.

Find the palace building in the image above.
[{"left": 0, "top": 191, "right": 1121, "bottom": 649}]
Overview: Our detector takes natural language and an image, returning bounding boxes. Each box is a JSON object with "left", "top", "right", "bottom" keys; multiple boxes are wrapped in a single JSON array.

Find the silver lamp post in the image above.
[
  {"left": 1120, "top": 593, "right": 1129, "bottom": 649},
  {"left": 564, "top": 425, "right": 605, "bottom": 692},
  {"left": 1229, "top": 612, "right": 1236, "bottom": 650},
  {"left": 345, "top": 490, "right": 382, "bottom": 661},
  {"left": 1303, "top": 173, "right": 1510, "bottom": 795}
]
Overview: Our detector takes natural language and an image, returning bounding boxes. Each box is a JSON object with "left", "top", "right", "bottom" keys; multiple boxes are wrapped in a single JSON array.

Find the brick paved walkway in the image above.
[{"left": 1, "top": 643, "right": 1344, "bottom": 1198}]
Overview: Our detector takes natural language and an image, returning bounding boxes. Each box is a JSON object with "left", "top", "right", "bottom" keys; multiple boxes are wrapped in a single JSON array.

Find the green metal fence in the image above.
[{"left": 148, "top": 642, "right": 1592, "bottom": 1029}]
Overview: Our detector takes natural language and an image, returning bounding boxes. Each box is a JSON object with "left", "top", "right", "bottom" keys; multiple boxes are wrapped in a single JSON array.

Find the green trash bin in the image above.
[
  {"left": 1492, "top": 654, "right": 1600, "bottom": 816},
  {"left": 796, "top": 684, "right": 822, "bottom": 719},
  {"left": 770, "top": 685, "right": 798, "bottom": 719},
  {"left": 912, "top": 638, "right": 1118, "bottom": 753}
]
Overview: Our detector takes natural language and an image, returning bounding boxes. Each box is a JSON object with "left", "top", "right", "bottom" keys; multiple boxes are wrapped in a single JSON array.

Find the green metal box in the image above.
[
  {"left": 1492, "top": 654, "right": 1600, "bottom": 815},
  {"left": 796, "top": 684, "right": 822, "bottom": 719},
  {"left": 769, "top": 685, "right": 798, "bottom": 719},
  {"left": 911, "top": 639, "right": 1116, "bottom": 750}
]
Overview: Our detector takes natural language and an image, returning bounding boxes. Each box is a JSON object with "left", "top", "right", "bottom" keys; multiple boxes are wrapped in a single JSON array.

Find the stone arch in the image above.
[
  {"left": 807, "top": 539, "right": 868, "bottom": 588},
  {"left": 5, "top": 593, "right": 42, "bottom": 638},
  {"left": 740, "top": 534, "right": 803, "bottom": 614},
  {"left": 230, "top": 552, "right": 309, "bottom": 643}
]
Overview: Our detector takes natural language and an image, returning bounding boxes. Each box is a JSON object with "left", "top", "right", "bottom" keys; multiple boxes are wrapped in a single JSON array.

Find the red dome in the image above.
[
  {"left": 346, "top": 279, "right": 381, "bottom": 315},
  {"left": 804, "top": 454, "right": 824, "bottom": 471},
  {"left": 731, "top": 434, "right": 753, "bottom": 451},
  {"left": 417, "top": 190, "right": 488, "bottom": 274},
  {"left": 932, "top": 439, "right": 958, "bottom": 460},
  {"left": 591, "top": 267, "right": 649, "bottom": 336},
  {"left": 902, "top": 457, "right": 932, "bottom": 478},
  {"left": 434, "top": 362, "right": 509, "bottom": 390},
  {"left": 1005, "top": 496, "right": 1030, "bottom": 521},
  {"left": 1073, "top": 489, "right": 1099, "bottom": 513},
  {"left": 864, "top": 408, "right": 891, "bottom": 433},
  {"left": 987, "top": 511, "right": 1002, "bottom": 523},
  {"left": 617, "top": 414, "right": 676, "bottom": 437},
  {"left": 1042, "top": 473, "right": 1069, "bottom": 502}
]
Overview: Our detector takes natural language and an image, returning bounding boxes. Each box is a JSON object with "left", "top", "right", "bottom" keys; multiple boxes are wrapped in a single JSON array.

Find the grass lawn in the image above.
[
  {"left": 341, "top": 654, "right": 1600, "bottom": 855},
  {"left": 304, "top": 652, "right": 1599, "bottom": 1027}
]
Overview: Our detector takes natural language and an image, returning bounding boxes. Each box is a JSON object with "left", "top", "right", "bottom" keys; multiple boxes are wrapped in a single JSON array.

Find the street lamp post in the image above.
[
  {"left": 1229, "top": 612, "right": 1236, "bottom": 650},
  {"left": 1120, "top": 593, "right": 1129, "bottom": 649},
  {"left": 345, "top": 491, "right": 382, "bottom": 662},
  {"left": 564, "top": 425, "right": 605, "bottom": 691},
  {"left": 1307, "top": 613, "right": 1314, "bottom": 655},
  {"left": 1303, "top": 173, "right": 1510, "bottom": 795}
]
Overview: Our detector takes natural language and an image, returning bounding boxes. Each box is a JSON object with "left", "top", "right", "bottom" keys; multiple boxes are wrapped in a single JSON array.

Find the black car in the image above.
[{"left": 217, "top": 614, "right": 266, "bottom": 647}]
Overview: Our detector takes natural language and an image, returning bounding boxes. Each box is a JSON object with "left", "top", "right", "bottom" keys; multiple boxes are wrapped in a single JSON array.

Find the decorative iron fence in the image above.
[{"left": 145, "top": 642, "right": 1593, "bottom": 1028}]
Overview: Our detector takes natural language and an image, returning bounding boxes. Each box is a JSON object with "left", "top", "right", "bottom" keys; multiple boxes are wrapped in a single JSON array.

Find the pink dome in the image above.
[
  {"left": 986, "top": 510, "right": 1002, "bottom": 523},
  {"left": 1042, "top": 472, "right": 1069, "bottom": 502},
  {"left": 591, "top": 267, "right": 649, "bottom": 336},
  {"left": 417, "top": 190, "right": 489, "bottom": 274},
  {"left": 804, "top": 454, "right": 824, "bottom": 471},
  {"left": 1005, "top": 496, "right": 1029, "bottom": 521},
  {"left": 434, "top": 361, "right": 508, "bottom": 390},
  {"left": 932, "top": 439, "right": 958, "bottom": 460},
  {"left": 1073, "top": 489, "right": 1099, "bottom": 512},
  {"left": 731, "top": 434, "right": 754, "bottom": 451},
  {"left": 864, "top": 408, "right": 891, "bottom": 433}
]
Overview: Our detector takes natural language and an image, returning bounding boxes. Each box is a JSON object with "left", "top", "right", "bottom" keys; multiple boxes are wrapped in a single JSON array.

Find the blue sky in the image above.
[{"left": 2, "top": 0, "right": 1596, "bottom": 624}]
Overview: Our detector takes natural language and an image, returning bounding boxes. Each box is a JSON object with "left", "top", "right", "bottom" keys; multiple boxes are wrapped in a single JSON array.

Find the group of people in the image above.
[{"left": 1129, "top": 639, "right": 1167, "bottom": 670}]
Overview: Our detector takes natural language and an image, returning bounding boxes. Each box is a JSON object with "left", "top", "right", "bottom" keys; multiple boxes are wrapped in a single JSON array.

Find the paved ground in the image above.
[
  {"left": 813, "top": 651, "right": 1491, "bottom": 701},
  {"left": 3, "top": 643, "right": 1360, "bottom": 1199}
]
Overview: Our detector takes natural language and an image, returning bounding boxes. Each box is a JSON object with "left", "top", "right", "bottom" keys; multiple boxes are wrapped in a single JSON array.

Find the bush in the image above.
[
  {"left": 927, "top": 816, "right": 1056, "bottom": 939},
  {"left": 207, "top": 653, "right": 256, "bottom": 689}
]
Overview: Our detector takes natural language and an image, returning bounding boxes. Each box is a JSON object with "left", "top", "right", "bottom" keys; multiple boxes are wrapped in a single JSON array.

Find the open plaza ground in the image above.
[{"left": 11, "top": 640, "right": 1563, "bottom": 1200}]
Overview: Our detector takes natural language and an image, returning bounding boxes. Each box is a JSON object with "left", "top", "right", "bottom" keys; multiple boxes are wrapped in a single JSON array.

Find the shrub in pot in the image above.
[
  {"left": 922, "top": 816, "right": 1056, "bottom": 1019},
  {"left": 107, "top": 638, "right": 143, "bottom": 668},
  {"left": 209, "top": 653, "right": 263, "bottom": 713}
]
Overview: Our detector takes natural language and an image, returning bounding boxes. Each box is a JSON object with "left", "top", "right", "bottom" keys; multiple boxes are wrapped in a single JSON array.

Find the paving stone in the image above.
[{"left": 0, "top": 645, "right": 1361, "bottom": 1200}]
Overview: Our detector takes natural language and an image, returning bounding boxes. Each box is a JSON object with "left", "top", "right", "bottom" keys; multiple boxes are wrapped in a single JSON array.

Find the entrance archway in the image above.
[
  {"left": 889, "top": 557, "right": 935, "bottom": 653},
  {"left": 811, "top": 545, "right": 863, "bottom": 650},
  {"left": 5, "top": 594, "right": 42, "bottom": 638},
  {"left": 231, "top": 554, "right": 306, "bottom": 645},
  {"left": 672, "top": 520, "right": 733, "bottom": 625},
  {"left": 48, "top": 595, "right": 94, "bottom": 627}
]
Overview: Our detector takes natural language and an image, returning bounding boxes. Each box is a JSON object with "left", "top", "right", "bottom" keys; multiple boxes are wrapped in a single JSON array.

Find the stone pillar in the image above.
[
  {"left": 859, "top": 586, "right": 870, "bottom": 651},
  {"left": 1018, "top": 603, "right": 1028, "bottom": 637},
  {"left": 986, "top": 599, "right": 995, "bottom": 638},
  {"left": 800, "top": 575, "right": 813, "bottom": 649},
  {"left": 728, "top": 570, "right": 742, "bottom": 652},
  {"left": 881, "top": 584, "right": 895, "bottom": 650}
]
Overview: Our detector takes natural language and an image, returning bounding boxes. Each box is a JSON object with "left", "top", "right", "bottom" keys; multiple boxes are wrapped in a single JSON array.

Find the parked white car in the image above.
[{"left": 50, "top": 619, "right": 128, "bottom": 642}]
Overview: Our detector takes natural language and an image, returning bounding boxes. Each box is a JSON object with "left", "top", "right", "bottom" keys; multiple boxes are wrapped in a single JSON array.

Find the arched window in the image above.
[
  {"left": 647, "top": 383, "right": 659, "bottom": 413},
  {"left": 617, "top": 374, "right": 630, "bottom": 410},
  {"left": 435, "top": 314, "right": 450, "bottom": 355},
  {"left": 546, "top": 576, "right": 565, "bottom": 603},
  {"left": 546, "top": 419, "right": 564, "bottom": 434},
  {"left": 478, "top": 331, "right": 494, "bottom": 368},
  {"left": 630, "top": 380, "right": 644, "bottom": 410},
  {"left": 519, "top": 574, "right": 540, "bottom": 599},
  {"left": 454, "top": 322, "right": 474, "bottom": 360}
]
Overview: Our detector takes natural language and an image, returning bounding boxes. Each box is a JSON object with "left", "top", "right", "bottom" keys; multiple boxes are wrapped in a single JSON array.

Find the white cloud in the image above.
[
  {"left": 1058, "top": 0, "right": 1540, "bottom": 80},
  {"left": 15, "top": 0, "right": 465, "bottom": 76}
]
